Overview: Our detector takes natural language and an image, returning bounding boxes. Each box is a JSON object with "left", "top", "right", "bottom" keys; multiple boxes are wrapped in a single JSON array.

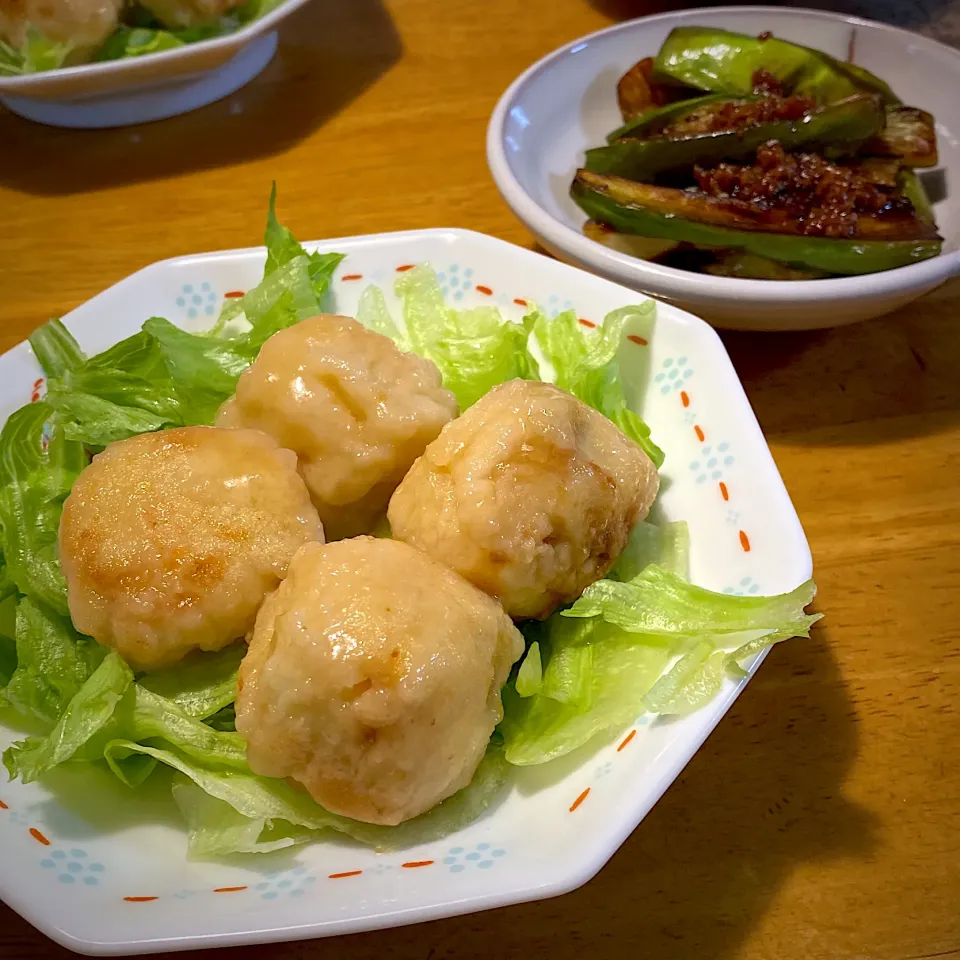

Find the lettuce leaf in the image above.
[
  {"left": 610, "top": 520, "right": 689, "bottom": 582},
  {"left": 501, "top": 616, "right": 673, "bottom": 765},
  {"left": 4, "top": 651, "right": 132, "bottom": 782},
  {"left": 515, "top": 641, "right": 542, "bottom": 697},
  {"left": 94, "top": 20, "right": 241, "bottom": 62},
  {"left": 564, "top": 564, "right": 819, "bottom": 636},
  {"left": 138, "top": 644, "right": 243, "bottom": 719},
  {"left": 393, "top": 266, "right": 540, "bottom": 408},
  {"left": 34, "top": 189, "right": 343, "bottom": 447},
  {"left": 2, "top": 598, "right": 104, "bottom": 727},
  {"left": 357, "top": 285, "right": 410, "bottom": 349},
  {"left": 532, "top": 304, "right": 664, "bottom": 467},
  {"left": 0, "top": 27, "right": 73, "bottom": 77},
  {"left": 163, "top": 736, "right": 510, "bottom": 859},
  {"left": 502, "top": 565, "right": 821, "bottom": 763},
  {"left": 0, "top": 403, "right": 85, "bottom": 614},
  {"left": 263, "top": 184, "right": 345, "bottom": 301},
  {"left": 29, "top": 318, "right": 85, "bottom": 379},
  {"left": 4, "top": 652, "right": 510, "bottom": 856}
]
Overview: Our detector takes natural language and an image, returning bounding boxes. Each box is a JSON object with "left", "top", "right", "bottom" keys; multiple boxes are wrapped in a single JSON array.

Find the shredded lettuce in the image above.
[{"left": 0, "top": 0, "right": 283, "bottom": 75}]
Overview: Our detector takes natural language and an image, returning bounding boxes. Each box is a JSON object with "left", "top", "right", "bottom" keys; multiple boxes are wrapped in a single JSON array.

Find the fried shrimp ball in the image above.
[
  {"left": 236, "top": 537, "right": 523, "bottom": 826},
  {"left": 136, "top": 0, "right": 242, "bottom": 29},
  {"left": 388, "top": 379, "right": 659, "bottom": 620},
  {"left": 217, "top": 315, "right": 458, "bottom": 541},
  {"left": 0, "top": 0, "right": 122, "bottom": 64},
  {"left": 59, "top": 426, "right": 323, "bottom": 672}
]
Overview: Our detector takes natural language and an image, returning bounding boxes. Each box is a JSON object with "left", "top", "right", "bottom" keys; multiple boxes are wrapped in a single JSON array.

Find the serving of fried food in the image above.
[
  {"left": 573, "top": 26, "right": 942, "bottom": 279},
  {"left": 0, "top": 194, "right": 819, "bottom": 859}
]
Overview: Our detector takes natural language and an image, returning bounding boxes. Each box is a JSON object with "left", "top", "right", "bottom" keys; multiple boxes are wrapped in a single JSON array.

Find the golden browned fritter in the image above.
[
  {"left": 59, "top": 426, "right": 323, "bottom": 671},
  {"left": 236, "top": 537, "right": 523, "bottom": 825}
]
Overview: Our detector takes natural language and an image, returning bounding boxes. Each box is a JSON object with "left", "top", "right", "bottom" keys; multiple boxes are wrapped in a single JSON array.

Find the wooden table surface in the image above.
[{"left": 1, "top": 1, "right": 959, "bottom": 958}]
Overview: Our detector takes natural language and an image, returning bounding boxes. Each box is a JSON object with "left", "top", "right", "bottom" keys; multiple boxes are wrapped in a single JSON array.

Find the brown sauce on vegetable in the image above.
[
  {"left": 751, "top": 68, "right": 785, "bottom": 95},
  {"left": 662, "top": 93, "right": 815, "bottom": 136},
  {"left": 693, "top": 141, "right": 916, "bottom": 238}
]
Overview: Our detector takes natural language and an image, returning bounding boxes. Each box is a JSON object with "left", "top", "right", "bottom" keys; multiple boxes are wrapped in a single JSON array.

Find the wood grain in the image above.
[{"left": 1, "top": 1, "right": 959, "bottom": 958}]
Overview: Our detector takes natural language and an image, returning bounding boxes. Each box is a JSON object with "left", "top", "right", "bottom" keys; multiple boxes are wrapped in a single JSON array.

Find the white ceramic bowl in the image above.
[
  {"left": 487, "top": 6, "right": 960, "bottom": 331},
  {"left": 0, "top": 227, "right": 812, "bottom": 954},
  {"left": 0, "top": 0, "right": 309, "bottom": 128}
]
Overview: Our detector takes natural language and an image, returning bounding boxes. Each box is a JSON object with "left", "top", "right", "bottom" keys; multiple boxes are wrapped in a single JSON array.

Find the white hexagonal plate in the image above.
[{"left": 0, "top": 229, "right": 811, "bottom": 954}]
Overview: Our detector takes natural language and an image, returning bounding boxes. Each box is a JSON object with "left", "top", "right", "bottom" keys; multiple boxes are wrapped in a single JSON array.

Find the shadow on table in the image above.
[
  {"left": 0, "top": 0, "right": 401, "bottom": 196},
  {"left": 718, "top": 279, "right": 960, "bottom": 445}
]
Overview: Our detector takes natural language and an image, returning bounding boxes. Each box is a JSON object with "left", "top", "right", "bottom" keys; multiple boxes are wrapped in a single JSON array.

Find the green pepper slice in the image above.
[
  {"left": 587, "top": 94, "right": 883, "bottom": 181},
  {"left": 705, "top": 252, "right": 829, "bottom": 280},
  {"left": 571, "top": 170, "right": 942, "bottom": 275},
  {"left": 898, "top": 170, "right": 936, "bottom": 225},
  {"left": 653, "top": 26, "right": 897, "bottom": 104},
  {"left": 583, "top": 220, "right": 681, "bottom": 259},
  {"left": 607, "top": 93, "right": 742, "bottom": 143}
]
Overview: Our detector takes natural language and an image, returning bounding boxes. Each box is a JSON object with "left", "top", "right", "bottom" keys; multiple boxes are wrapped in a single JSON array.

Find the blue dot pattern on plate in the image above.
[
  {"left": 442, "top": 843, "right": 507, "bottom": 873},
  {"left": 255, "top": 866, "right": 316, "bottom": 900},
  {"left": 438, "top": 264, "right": 474, "bottom": 301},
  {"left": 723, "top": 576, "right": 761, "bottom": 596},
  {"left": 594, "top": 760, "right": 614, "bottom": 780},
  {"left": 655, "top": 357, "right": 693, "bottom": 394},
  {"left": 39, "top": 849, "right": 104, "bottom": 886},
  {"left": 545, "top": 294, "right": 575, "bottom": 319},
  {"left": 177, "top": 282, "right": 219, "bottom": 319},
  {"left": 689, "top": 442, "right": 734, "bottom": 484}
]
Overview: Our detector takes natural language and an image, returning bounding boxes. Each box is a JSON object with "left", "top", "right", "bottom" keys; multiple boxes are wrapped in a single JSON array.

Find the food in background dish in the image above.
[
  {"left": 218, "top": 314, "right": 458, "bottom": 541},
  {"left": 0, "top": 0, "right": 283, "bottom": 73},
  {"left": 59, "top": 425, "right": 323, "bottom": 671},
  {"left": 0, "top": 0, "right": 122, "bottom": 65},
  {"left": 388, "top": 379, "right": 659, "bottom": 620},
  {"left": 237, "top": 537, "right": 524, "bottom": 826},
  {"left": 572, "top": 26, "right": 942, "bottom": 279},
  {"left": 137, "top": 0, "right": 243, "bottom": 29}
]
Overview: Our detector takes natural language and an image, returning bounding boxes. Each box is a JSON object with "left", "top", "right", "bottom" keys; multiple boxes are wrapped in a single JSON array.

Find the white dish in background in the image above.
[
  {"left": 0, "top": 0, "right": 309, "bottom": 128},
  {"left": 0, "top": 229, "right": 812, "bottom": 954},
  {"left": 487, "top": 6, "right": 960, "bottom": 331}
]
